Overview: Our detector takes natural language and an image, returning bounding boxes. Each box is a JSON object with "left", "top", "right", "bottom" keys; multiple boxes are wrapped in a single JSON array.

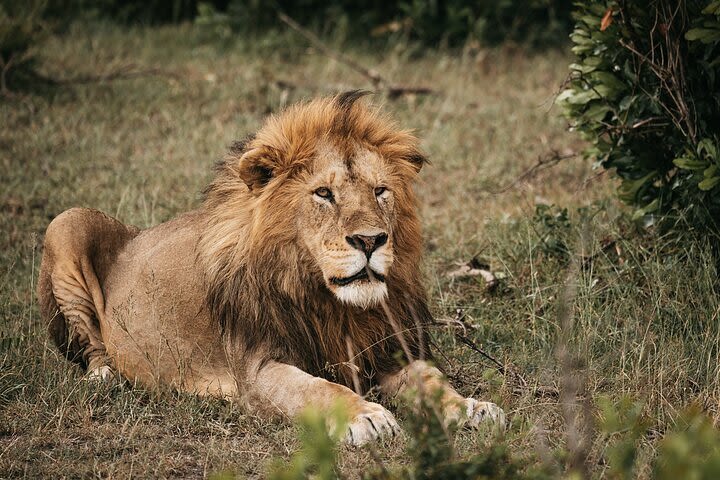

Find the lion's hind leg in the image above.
[{"left": 38, "top": 208, "right": 138, "bottom": 380}]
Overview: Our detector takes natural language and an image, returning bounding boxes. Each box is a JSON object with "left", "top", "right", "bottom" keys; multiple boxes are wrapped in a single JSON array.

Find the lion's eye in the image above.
[
  {"left": 374, "top": 186, "right": 387, "bottom": 196},
  {"left": 314, "top": 187, "right": 333, "bottom": 201}
]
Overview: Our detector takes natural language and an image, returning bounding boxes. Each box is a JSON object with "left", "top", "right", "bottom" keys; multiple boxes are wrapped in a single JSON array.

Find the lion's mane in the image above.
[{"left": 199, "top": 92, "right": 432, "bottom": 390}]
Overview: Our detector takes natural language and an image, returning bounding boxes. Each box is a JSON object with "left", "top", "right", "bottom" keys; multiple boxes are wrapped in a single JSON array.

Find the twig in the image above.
[
  {"left": 482, "top": 149, "right": 577, "bottom": 194},
  {"left": 345, "top": 336, "right": 363, "bottom": 395},
  {"left": 386, "top": 85, "right": 435, "bottom": 99},
  {"left": 454, "top": 334, "right": 506, "bottom": 375},
  {"left": 278, "top": 12, "right": 383, "bottom": 86},
  {"left": 46, "top": 63, "right": 180, "bottom": 85},
  {"left": 0, "top": 53, "right": 16, "bottom": 97},
  {"left": 616, "top": 1, "right": 697, "bottom": 143},
  {"left": 446, "top": 310, "right": 506, "bottom": 375},
  {"left": 277, "top": 12, "right": 436, "bottom": 99},
  {"left": 441, "top": 308, "right": 532, "bottom": 393}
]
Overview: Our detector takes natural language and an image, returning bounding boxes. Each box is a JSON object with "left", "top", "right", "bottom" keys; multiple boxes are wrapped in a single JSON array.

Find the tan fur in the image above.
[{"left": 38, "top": 92, "right": 503, "bottom": 445}]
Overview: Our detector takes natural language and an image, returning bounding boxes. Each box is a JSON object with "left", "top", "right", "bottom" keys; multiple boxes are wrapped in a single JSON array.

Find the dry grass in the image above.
[{"left": 1, "top": 22, "right": 718, "bottom": 479}]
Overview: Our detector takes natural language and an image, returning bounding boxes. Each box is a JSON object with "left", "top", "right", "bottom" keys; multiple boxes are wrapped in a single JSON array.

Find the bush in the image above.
[
  {"left": 0, "top": 0, "right": 47, "bottom": 92},
  {"left": 558, "top": 1, "right": 720, "bottom": 233},
  {"left": 194, "top": 0, "right": 573, "bottom": 48},
  {"left": 258, "top": 396, "right": 720, "bottom": 479},
  {"left": 263, "top": 390, "right": 550, "bottom": 480},
  {"left": 600, "top": 399, "right": 720, "bottom": 480}
]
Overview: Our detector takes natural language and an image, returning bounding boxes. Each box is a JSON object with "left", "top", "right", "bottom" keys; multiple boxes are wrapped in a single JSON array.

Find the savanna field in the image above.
[{"left": 2, "top": 20, "right": 720, "bottom": 480}]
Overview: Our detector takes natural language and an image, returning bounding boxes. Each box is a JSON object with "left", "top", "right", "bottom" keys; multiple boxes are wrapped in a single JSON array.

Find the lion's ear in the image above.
[
  {"left": 236, "top": 148, "right": 276, "bottom": 193},
  {"left": 406, "top": 151, "right": 429, "bottom": 173}
]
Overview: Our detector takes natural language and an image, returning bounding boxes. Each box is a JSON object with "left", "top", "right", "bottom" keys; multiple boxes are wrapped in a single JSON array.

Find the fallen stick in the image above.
[
  {"left": 49, "top": 64, "right": 180, "bottom": 85},
  {"left": 277, "top": 12, "right": 437, "bottom": 98},
  {"left": 482, "top": 149, "right": 577, "bottom": 194}
]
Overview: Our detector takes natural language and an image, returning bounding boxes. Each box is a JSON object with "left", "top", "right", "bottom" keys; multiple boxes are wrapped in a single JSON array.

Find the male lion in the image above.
[{"left": 38, "top": 91, "right": 504, "bottom": 445}]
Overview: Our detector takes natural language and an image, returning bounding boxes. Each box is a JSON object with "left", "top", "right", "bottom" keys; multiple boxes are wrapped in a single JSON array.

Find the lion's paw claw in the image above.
[
  {"left": 463, "top": 398, "right": 506, "bottom": 430},
  {"left": 344, "top": 403, "right": 401, "bottom": 447},
  {"left": 87, "top": 365, "right": 115, "bottom": 383}
]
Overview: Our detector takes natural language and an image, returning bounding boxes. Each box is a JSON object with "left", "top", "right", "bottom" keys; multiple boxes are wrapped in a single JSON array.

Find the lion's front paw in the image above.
[
  {"left": 344, "top": 402, "right": 401, "bottom": 447},
  {"left": 87, "top": 365, "right": 115, "bottom": 383},
  {"left": 462, "top": 398, "right": 506, "bottom": 430}
]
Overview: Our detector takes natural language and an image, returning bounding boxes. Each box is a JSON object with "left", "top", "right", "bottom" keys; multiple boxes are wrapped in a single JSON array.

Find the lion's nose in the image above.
[{"left": 346, "top": 232, "right": 388, "bottom": 257}]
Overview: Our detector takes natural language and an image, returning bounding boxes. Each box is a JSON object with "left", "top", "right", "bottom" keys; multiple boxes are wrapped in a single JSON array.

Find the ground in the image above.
[{"left": 1, "top": 23, "right": 719, "bottom": 479}]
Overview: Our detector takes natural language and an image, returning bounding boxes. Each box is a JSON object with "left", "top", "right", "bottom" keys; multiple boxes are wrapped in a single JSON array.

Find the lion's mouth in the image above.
[{"left": 330, "top": 268, "right": 386, "bottom": 286}]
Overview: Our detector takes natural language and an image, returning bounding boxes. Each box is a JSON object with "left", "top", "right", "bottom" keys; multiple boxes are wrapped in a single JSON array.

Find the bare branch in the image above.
[
  {"left": 481, "top": 149, "right": 577, "bottom": 195},
  {"left": 277, "top": 12, "right": 437, "bottom": 99}
]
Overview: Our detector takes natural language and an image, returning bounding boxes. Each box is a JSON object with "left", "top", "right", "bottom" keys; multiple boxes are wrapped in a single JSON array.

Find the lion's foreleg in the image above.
[
  {"left": 379, "top": 360, "right": 505, "bottom": 429},
  {"left": 247, "top": 360, "right": 400, "bottom": 446}
]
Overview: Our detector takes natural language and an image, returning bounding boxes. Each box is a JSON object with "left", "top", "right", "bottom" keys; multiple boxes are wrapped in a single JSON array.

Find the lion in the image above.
[{"left": 38, "top": 91, "right": 505, "bottom": 445}]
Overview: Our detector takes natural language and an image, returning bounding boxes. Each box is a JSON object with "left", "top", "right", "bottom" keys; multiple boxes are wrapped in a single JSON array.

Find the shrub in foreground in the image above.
[{"left": 254, "top": 393, "right": 720, "bottom": 479}]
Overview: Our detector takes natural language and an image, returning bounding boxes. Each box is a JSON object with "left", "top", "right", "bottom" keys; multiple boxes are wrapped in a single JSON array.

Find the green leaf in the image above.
[
  {"left": 557, "top": 88, "right": 601, "bottom": 106},
  {"left": 619, "top": 172, "right": 656, "bottom": 202},
  {"left": 673, "top": 156, "right": 708, "bottom": 170},
  {"left": 685, "top": 27, "right": 720, "bottom": 43},
  {"left": 618, "top": 95, "right": 638, "bottom": 111},
  {"left": 579, "top": 15, "right": 600, "bottom": 27},
  {"left": 698, "top": 177, "right": 720, "bottom": 191},
  {"left": 584, "top": 102, "right": 612, "bottom": 122},
  {"left": 570, "top": 61, "right": 598, "bottom": 74},
  {"left": 702, "top": 1, "right": 720, "bottom": 15},
  {"left": 697, "top": 138, "right": 718, "bottom": 159},
  {"left": 590, "top": 71, "right": 628, "bottom": 92}
]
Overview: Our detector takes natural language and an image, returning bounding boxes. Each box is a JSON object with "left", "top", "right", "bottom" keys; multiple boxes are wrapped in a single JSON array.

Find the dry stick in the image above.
[
  {"left": 0, "top": 53, "right": 16, "bottom": 96},
  {"left": 446, "top": 309, "right": 529, "bottom": 388},
  {"left": 278, "top": 12, "right": 383, "bottom": 86},
  {"left": 49, "top": 64, "right": 180, "bottom": 85},
  {"left": 482, "top": 149, "right": 577, "bottom": 195},
  {"left": 345, "top": 335, "right": 363, "bottom": 395},
  {"left": 454, "top": 334, "right": 506, "bottom": 375},
  {"left": 277, "top": 12, "right": 436, "bottom": 98},
  {"left": 455, "top": 332, "right": 530, "bottom": 391},
  {"left": 617, "top": 2, "right": 697, "bottom": 143}
]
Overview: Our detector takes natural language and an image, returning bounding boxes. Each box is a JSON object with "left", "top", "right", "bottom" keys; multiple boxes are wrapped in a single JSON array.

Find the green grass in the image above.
[{"left": 2, "top": 22, "right": 719, "bottom": 479}]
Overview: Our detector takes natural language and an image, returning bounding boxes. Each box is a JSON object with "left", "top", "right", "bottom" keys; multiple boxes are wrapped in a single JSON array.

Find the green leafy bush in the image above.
[{"left": 558, "top": 1, "right": 720, "bottom": 232}]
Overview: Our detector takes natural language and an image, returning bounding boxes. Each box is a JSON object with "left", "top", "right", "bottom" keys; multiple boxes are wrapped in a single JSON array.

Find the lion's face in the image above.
[
  {"left": 204, "top": 93, "right": 426, "bottom": 313},
  {"left": 298, "top": 143, "right": 396, "bottom": 308}
]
